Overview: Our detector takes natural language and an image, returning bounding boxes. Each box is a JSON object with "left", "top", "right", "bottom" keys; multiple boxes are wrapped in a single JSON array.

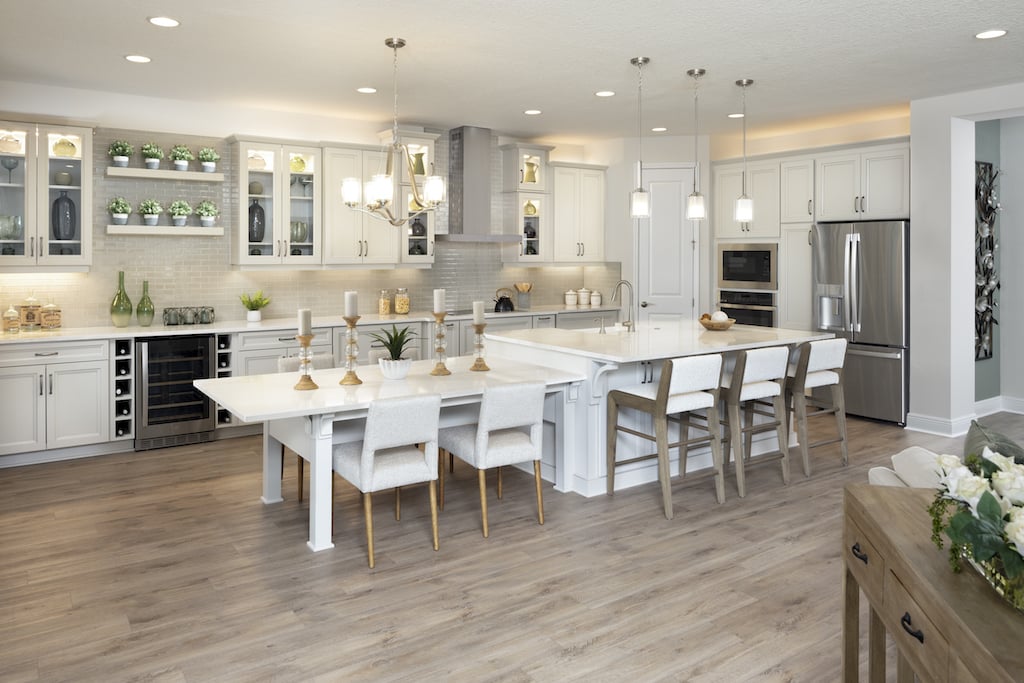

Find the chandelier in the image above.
[{"left": 341, "top": 38, "right": 445, "bottom": 227}]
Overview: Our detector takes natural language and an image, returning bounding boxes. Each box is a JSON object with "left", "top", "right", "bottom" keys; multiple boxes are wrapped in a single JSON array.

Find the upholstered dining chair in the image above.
[
  {"left": 437, "top": 381, "right": 546, "bottom": 538},
  {"left": 720, "top": 346, "right": 791, "bottom": 498},
  {"left": 277, "top": 353, "right": 336, "bottom": 500},
  {"left": 606, "top": 354, "right": 725, "bottom": 519},
  {"left": 784, "top": 338, "right": 849, "bottom": 476},
  {"left": 332, "top": 393, "right": 442, "bottom": 568}
]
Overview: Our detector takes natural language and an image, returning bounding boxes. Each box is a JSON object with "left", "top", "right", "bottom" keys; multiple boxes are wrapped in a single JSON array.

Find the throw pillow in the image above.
[{"left": 963, "top": 419, "right": 1024, "bottom": 464}]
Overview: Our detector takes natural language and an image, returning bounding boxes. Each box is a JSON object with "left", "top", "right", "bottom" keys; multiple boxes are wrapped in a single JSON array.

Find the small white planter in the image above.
[
  {"left": 199, "top": 216, "right": 215, "bottom": 227},
  {"left": 171, "top": 215, "right": 187, "bottom": 227},
  {"left": 112, "top": 155, "right": 129, "bottom": 168},
  {"left": 201, "top": 161, "right": 216, "bottom": 173},
  {"left": 143, "top": 214, "right": 159, "bottom": 226},
  {"left": 144, "top": 158, "right": 160, "bottom": 169},
  {"left": 246, "top": 310, "right": 262, "bottom": 323},
  {"left": 111, "top": 213, "right": 129, "bottom": 225},
  {"left": 173, "top": 159, "right": 188, "bottom": 171},
  {"left": 378, "top": 358, "right": 413, "bottom": 380}
]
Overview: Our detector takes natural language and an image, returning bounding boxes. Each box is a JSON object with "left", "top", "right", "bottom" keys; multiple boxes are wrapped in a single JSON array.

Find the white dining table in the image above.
[{"left": 194, "top": 355, "right": 585, "bottom": 552}]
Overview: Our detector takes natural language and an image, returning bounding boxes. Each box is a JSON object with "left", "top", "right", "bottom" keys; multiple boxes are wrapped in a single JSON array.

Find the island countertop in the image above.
[{"left": 485, "top": 320, "right": 833, "bottom": 364}]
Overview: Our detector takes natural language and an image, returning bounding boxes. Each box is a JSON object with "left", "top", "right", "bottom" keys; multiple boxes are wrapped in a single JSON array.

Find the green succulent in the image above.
[
  {"left": 369, "top": 324, "right": 417, "bottom": 360},
  {"left": 240, "top": 290, "right": 271, "bottom": 311}
]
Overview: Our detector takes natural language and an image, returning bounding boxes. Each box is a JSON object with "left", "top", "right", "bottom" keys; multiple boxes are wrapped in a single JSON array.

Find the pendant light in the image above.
[
  {"left": 733, "top": 78, "right": 754, "bottom": 223},
  {"left": 685, "top": 68, "right": 706, "bottom": 221},
  {"left": 630, "top": 57, "right": 650, "bottom": 218}
]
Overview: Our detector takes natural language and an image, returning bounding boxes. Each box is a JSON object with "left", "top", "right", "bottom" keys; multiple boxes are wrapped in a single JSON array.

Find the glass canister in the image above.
[
  {"left": 41, "top": 301, "right": 62, "bottom": 329},
  {"left": 378, "top": 289, "right": 392, "bottom": 316},
  {"left": 20, "top": 294, "right": 40, "bottom": 330},
  {"left": 394, "top": 287, "right": 410, "bottom": 314},
  {"left": 3, "top": 304, "right": 19, "bottom": 334}
]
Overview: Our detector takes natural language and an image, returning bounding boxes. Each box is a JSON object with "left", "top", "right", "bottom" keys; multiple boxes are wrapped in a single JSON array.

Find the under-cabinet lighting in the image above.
[
  {"left": 356, "top": 87, "right": 377, "bottom": 94},
  {"left": 125, "top": 55, "right": 151, "bottom": 64},
  {"left": 524, "top": 109, "right": 542, "bottom": 116},
  {"left": 595, "top": 91, "right": 615, "bottom": 97},
  {"left": 651, "top": 127, "right": 667, "bottom": 132},
  {"left": 148, "top": 16, "right": 180, "bottom": 28},
  {"left": 975, "top": 29, "right": 1007, "bottom": 39}
]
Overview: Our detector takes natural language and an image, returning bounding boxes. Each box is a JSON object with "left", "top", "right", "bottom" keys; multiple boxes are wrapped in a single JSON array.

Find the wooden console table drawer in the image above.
[
  {"left": 843, "top": 516, "right": 884, "bottom": 600},
  {"left": 883, "top": 568, "right": 949, "bottom": 682}
]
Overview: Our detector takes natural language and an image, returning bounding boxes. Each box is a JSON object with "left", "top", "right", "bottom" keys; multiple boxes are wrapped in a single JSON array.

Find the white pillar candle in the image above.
[
  {"left": 344, "top": 291, "right": 357, "bottom": 318},
  {"left": 472, "top": 301, "right": 485, "bottom": 325},
  {"left": 433, "top": 288, "right": 446, "bottom": 314},
  {"left": 298, "top": 308, "right": 312, "bottom": 336}
]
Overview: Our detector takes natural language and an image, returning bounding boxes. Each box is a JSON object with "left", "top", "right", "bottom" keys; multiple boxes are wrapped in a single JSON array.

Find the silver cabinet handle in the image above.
[
  {"left": 48, "top": 373, "right": 53, "bottom": 395},
  {"left": 38, "top": 373, "right": 43, "bottom": 396},
  {"left": 29, "top": 236, "right": 34, "bottom": 257},
  {"left": 860, "top": 196, "right": 866, "bottom": 213},
  {"left": 363, "top": 240, "right": 368, "bottom": 257},
  {"left": 808, "top": 229, "right": 812, "bottom": 245},
  {"left": 807, "top": 199, "right": 812, "bottom": 215},
  {"left": 854, "top": 196, "right": 859, "bottom": 213},
  {"left": 429, "top": 240, "right": 434, "bottom": 256},
  {"left": 277, "top": 336, "right": 294, "bottom": 342}
]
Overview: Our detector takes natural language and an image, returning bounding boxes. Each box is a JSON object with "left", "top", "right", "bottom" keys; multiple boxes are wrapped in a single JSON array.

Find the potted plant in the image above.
[
  {"left": 169, "top": 144, "right": 194, "bottom": 171},
  {"left": 240, "top": 290, "right": 271, "bottom": 322},
  {"left": 168, "top": 200, "right": 192, "bottom": 227},
  {"left": 197, "top": 147, "right": 220, "bottom": 173},
  {"left": 195, "top": 200, "right": 219, "bottom": 227},
  {"left": 107, "top": 140, "right": 133, "bottom": 167},
  {"left": 141, "top": 142, "right": 164, "bottom": 169},
  {"left": 138, "top": 199, "right": 163, "bottom": 226},
  {"left": 107, "top": 196, "right": 132, "bottom": 225},
  {"left": 369, "top": 324, "right": 418, "bottom": 379}
]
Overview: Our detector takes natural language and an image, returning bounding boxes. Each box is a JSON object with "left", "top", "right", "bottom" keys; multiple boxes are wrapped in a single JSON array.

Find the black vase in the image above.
[
  {"left": 248, "top": 199, "right": 265, "bottom": 242},
  {"left": 52, "top": 191, "right": 76, "bottom": 240},
  {"left": 411, "top": 217, "right": 426, "bottom": 237}
]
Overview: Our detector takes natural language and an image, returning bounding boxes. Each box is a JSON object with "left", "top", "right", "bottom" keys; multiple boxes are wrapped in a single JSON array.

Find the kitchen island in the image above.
[{"left": 486, "top": 320, "right": 833, "bottom": 497}]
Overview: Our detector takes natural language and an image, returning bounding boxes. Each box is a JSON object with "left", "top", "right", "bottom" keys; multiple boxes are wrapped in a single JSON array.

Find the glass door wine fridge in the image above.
[{"left": 135, "top": 335, "right": 216, "bottom": 450}]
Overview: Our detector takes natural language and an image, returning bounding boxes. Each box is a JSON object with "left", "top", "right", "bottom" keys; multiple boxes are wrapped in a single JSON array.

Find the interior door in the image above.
[{"left": 637, "top": 165, "right": 698, "bottom": 324}]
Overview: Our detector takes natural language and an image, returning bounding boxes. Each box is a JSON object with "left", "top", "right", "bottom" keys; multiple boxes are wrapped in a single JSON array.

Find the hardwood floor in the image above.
[{"left": 1, "top": 413, "right": 1021, "bottom": 682}]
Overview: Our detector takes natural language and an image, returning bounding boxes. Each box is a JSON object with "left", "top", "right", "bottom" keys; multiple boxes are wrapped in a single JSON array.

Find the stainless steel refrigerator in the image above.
[{"left": 812, "top": 220, "right": 909, "bottom": 425}]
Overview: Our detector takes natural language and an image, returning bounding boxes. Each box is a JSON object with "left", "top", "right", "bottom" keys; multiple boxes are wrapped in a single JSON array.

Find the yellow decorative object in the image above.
[
  {"left": 290, "top": 156, "right": 306, "bottom": 173},
  {"left": 524, "top": 200, "right": 537, "bottom": 216},
  {"left": 52, "top": 138, "right": 77, "bottom": 157},
  {"left": 524, "top": 161, "right": 538, "bottom": 184}
]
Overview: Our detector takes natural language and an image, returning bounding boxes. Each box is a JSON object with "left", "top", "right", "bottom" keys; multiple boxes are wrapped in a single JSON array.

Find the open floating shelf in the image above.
[{"left": 106, "top": 225, "right": 224, "bottom": 236}]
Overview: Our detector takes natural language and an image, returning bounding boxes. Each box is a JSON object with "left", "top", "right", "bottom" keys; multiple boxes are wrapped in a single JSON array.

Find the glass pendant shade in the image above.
[
  {"left": 734, "top": 194, "right": 753, "bottom": 222},
  {"left": 631, "top": 189, "right": 650, "bottom": 218},
  {"left": 423, "top": 174, "right": 445, "bottom": 204},
  {"left": 366, "top": 174, "right": 393, "bottom": 206},
  {"left": 341, "top": 177, "right": 362, "bottom": 206},
  {"left": 686, "top": 192, "right": 706, "bottom": 220}
]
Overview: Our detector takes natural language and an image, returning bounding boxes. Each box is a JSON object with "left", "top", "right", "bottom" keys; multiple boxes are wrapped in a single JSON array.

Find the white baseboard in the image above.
[{"left": 907, "top": 394, "right": 1024, "bottom": 437}]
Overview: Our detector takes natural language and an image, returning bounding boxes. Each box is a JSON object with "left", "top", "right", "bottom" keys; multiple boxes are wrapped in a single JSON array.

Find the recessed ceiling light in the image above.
[
  {"left": 728, "top": 113, "right": 744, "bottom": 119},
  {"left": 524, "top": 109, "right": 542, "bottom": 116},
  {"left": 975, "top": 29, "right": 1007, "bottom": 39},
  {"left": 125, "top": 55, "right": 151, "bottom": 64},
  {"left": 651, "top": 127, "right": 667, "bottom": 133},
  {"left": 148, "top": 16, "right": 180, "bottom": 28},
  {"left": 595, "top": 91, "right": 615, "bottom": 97},
  {"left": 356, "top": 87, "right": 377, "bottom": 94}
]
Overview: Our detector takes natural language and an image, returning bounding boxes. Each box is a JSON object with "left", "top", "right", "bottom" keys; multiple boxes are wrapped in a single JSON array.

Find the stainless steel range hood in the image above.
[{"left": 438, "top": 126, "right": 520, "bottom": 243}]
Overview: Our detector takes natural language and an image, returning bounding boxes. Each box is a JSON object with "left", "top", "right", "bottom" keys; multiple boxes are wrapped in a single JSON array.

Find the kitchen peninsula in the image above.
[{"left": 486, "top": 321, "right": 833, "bottom": 496}]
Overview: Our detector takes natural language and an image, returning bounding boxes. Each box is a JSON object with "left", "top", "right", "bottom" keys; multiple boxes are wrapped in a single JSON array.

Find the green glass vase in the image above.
[
  {"left": 110, "top": 271, "right": 133, "bottom": 328},
  {"left": 136, "top": 280, "right": 154, "bottom": 327}
]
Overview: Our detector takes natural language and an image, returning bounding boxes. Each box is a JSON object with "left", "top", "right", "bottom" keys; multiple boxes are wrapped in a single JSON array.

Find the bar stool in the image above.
[
  {"left": 720, "top": 347, "right": 791, "bottom": 498},
  {"left": 784, "top": 338, "right": 849, "bottom": 476},
  {"left": 277, "top": 353, "right": 336, "bottom": 500},
  {"left": 606, "top": 354, "right": 725, "bottom": 519}
]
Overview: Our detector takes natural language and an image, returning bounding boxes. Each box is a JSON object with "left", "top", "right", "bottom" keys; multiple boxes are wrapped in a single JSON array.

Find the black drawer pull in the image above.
[
  {"left": 900, "top": 612, "right": 924, "bottom": 644},
  {"left": 850, "top": 542, "right": 868, "bottom": 564}
]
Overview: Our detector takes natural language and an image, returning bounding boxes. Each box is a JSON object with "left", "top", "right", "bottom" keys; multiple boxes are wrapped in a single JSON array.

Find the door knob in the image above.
[{"left": 640, "top": 301, "right": 650, "bottom": 308}]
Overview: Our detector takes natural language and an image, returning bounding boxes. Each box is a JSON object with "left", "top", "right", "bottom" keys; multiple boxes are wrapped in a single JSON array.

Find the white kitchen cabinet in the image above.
[
  {"left": 552, "top": 163, "right": 606, "bottom": 262},
  {"left": 778, "top": 223, "right": 814, "bottom": 330},
  {"left": 502, "top": 192, "right": 550, "bottom": 263},
  {"left": 232, "top": 139, "right": 321, "bottom": 266},
  {"left": 0, "top": 121, "right": 92, "bottom": 270},
  {"left": 460, "top": 315, "right": 533, "bottom": 354},
  {"left": 780, "top": 157, "right": 815, "bottom": 223},
  {"left": 0, "top": 340, "right": 109, "bottom": 456},
  {"left": 501, "top": 143, "right": 554, "bottom": 192},
  {"left": 532, "top": 313, "right": 556, "bottom": 328},
  {"left": 234, "top": 327, "right": 333, "bottom": 377},
  {"left": 399, "top": 186, "right": 435, "bottom": 265},
  {"left": 556, "top": 309, "right": 619, "bottom": 329},
  {"left": 375, "top": 128, "right": 439, "bottom": 266},
  {"left": 815, "top": 143, "right": 909, "bottom": 221},
  {"left": 713, "top": 160, "right": 780, "bottom": 239},
  {"left": 322, "top": 147, "right": 399, "bottom": 266},
  {"left": 110, "top": 339, "right": 134, "bottom": 440}
]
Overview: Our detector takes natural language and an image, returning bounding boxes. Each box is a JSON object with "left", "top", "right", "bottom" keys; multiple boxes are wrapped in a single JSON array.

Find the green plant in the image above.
[
  {"left": 169, "top": 145, "right": 194, "bottom": 162},
  {"left": 239, "top": 290, "right": 271, "bottom": 311},
  {"left": 369, "top": 324, "right": 417, "bottom": 360},
  {"left": 197, "top": 147, "right": 220, "bottom": 163},
  {"left": 141, "top": 143, "right": 164, "bottom": 160},
  {"left": 107, "top": 140, "right": 133, "bottom": 157},
  {"left": 138, "top": 199, "right": 163, "bottom": 215},
  {"left": 168, "top": 200, "right": 192, "bottom": 217},
  {"left": 106, "top": 197, "right": 131, "bottom": 215},
  {"left": 194, "top": 200, "right": 219, "bottom": 218}
]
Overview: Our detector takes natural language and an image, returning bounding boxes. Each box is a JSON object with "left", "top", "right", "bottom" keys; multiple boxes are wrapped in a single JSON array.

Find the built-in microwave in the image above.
[{"left": 717, "top": 242, "right": 777, "bottom": 290}]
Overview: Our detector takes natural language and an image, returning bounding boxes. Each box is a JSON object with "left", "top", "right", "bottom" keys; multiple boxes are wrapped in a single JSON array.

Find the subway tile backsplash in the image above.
[{"left": 0, "top": 127, "right": 620, "bottom": 327}]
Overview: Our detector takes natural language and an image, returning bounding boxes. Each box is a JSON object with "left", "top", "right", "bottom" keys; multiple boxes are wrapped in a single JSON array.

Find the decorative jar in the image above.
[
  {"left": 378, "top": 289, "right": 392, "bottom": 316},
  {"left": 136, "top": 281, "right": 155, "bottom": 327},
  {"left": 51, "top": 190, "right": 76, "bottom": 240},
  {"left": 394, "top": 288, "right": 410, "bottom": 314},
  {"left": 110, "top": 271, "right": 133, "bottom": 328}
]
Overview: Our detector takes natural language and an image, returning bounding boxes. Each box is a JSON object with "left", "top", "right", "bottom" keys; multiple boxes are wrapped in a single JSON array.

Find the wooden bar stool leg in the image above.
[
  {"left": 773, "top": 394, "right": 791, "bottom": 485},
  {"left": 678, "top": 413, "right": 690, "bottom": 479},
  {"left": 655, "top": 413, "right": 672, "bottom": 519},
  {"left": 534, "top": 460, "right": 544, "bottom": 525},
  {"left": 727, "top": 401, "right": 746, "bottom": 497},
  {"left": 606, "top": 394, "right": 620, "bottom": 496},
  {"left": 743, "top": 402, "right": 755, "bottom": 463},
  {"left": 395, "top": 487, "right": 401, "bottom": 520},
  {"left": 793, "top": 390, "right": 812, "bottom": 477},
  {"left": 363, "top": 492, "right": 375, "bottom": 568},
  {"left": 833, "top": 383, "right": 849, "bottom": 466},
  {"left": 478, "top": 469, "right": 489, "bottom": 538},
  {"left": 497, "top": 466, "right": 503, "bottom": 500},
  {"left": 428, "top": 481, "right": 439, "bottom": 551},
  {"left": 707, "top": 403, "right": 726, "bottom": 504}
]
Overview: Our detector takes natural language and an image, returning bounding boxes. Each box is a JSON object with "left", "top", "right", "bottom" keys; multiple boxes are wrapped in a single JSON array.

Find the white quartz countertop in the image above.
[{"left": 486, "top": 320, "right": 834, "bottom": 363}]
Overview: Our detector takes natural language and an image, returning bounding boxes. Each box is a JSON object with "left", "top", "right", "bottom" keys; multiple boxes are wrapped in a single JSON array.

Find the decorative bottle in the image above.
[
  {"left": 248, "top": 199, "right": 265, "bottom": 242},
  {"left": 52, "top": 190, "right": 76, "bottom": 241},
  {"left": 110, "top": 271, "right": 133, "bottom": 328},
  {"left": 136, "top": 280, "right": 155, "bottom": 327},
  {"left": 2, "top": 304, "right": 19, "bottom": 334}
]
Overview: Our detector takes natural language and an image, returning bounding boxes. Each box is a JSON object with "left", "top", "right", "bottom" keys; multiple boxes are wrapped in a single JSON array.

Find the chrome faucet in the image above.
[{"left": 611, "top": 279, "right": 635, "bottom": 331}]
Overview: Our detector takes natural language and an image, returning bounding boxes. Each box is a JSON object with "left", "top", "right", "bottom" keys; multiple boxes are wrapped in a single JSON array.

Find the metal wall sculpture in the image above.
[{"left": 975, "top": 161, "right": 1001, "bottom": 360}]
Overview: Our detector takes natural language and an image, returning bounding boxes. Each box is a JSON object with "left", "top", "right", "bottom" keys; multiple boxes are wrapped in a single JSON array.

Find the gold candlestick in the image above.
[
  {"left": 430, "top": 312, "right": 451, "bottom": 376},
  {"left": 293, "top": 334, "right": 319, "bottom": 390},
  {"left": 340, "top": 315, "right": 362, "bottom": 385},
  {"left": 470, "top": 322, "right": 490, "bottom": 371}
]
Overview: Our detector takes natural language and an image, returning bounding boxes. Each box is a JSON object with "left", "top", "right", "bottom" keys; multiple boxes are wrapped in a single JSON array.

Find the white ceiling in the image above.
[{"left": 4, "top": 0, "right": 1024, "bottom": 144}]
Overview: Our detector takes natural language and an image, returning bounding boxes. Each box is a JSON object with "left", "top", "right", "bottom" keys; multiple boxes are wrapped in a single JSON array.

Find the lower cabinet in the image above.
[
  {"left": 234, "top": 328, "right": 333, "bottom": 376},
  {"left": 460, "top": 315, "right": 534, "bottom": 354},
  {"left": 0, "top": 341, "right": 109, "bottom": 456},
  {"left": 556, "top": 310, "right": 618, "bottom": 329}
]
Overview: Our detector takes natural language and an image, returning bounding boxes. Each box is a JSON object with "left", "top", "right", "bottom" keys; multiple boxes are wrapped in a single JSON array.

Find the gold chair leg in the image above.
[
  {"left": 606, "top": 393, "right": 619, "bottom": 496},
  {"left": 363, "top": 492, "right": 375, "bottom": 569},
  {"left": 478, "top": 469, "right": 489, "bottom": 538},
  {"left": 655, "top": 413, "right": 673, "bottom": 519},
  {"left": 773, "top": 394, "right": 791, "bottom": 485},
  {"left": 395, "top": 486, "right": 401, "bottom": 520},
  {"left": 438, "top": 448, "right": 446, "bottom": 511},
  {"left": 497, "top": 466, "right": 503, "bottom": 500},
  {"left": 297, "top": 456, "right": 304, "bottom": 501},
  {"left": 534, "top": 460, "right": 544, "bottom": 525},
  {"left": 429, "top": 480, "right": 439, "bottom": 551}
]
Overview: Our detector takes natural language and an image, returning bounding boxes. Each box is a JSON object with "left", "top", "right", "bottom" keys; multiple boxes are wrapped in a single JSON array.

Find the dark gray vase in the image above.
[
  {"left": 248, "top": 199, "right": 265, "bottom": 242},
  {"left": 52, "top": 190, "right": 76, "bottom": 240}
]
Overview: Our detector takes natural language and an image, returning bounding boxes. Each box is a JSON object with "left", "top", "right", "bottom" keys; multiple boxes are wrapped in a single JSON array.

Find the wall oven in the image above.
[
  {"left": 135, "top": 335, "right": 216, "bottom": 450},
  {"left": 717, "top": 242, "right": 777, "bottom": 290},
  {"left": 719, "top": 290, "right": 776, "bottom": 327}
]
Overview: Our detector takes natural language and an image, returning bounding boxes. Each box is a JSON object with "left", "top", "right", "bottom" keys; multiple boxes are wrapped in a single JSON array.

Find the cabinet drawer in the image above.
[
  {"left": 883, "top": 569, "right": 949, "bottom": 683},
  {"left": 843, "top": 516, "right": 884, "bottom": 600},
  {"left": 235, "top": 327, "right": 332, "bottom": 352},
  {"left": 0, "top": 340, "right": 109, "bottom": 367}
]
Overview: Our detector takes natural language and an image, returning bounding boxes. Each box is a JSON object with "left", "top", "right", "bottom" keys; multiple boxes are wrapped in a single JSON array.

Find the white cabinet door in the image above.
[
  {"left": 578, "top": 168, "right": 605, "bottom": 261},
  {"left": 815, "top": 153, "right": 860, "bottom": 222},
  {"left": 552, "top": 166, "right": 581, "bottom": 261},
  {"left": 460, "top": 315, "right": 533, "bottom": 353},
  {"left": 713, "top": 161, "right": 778, "bottom": 238},
  {"left": 0, "top": 365, "right": 46, "bottom": 455},
  {"left": 323, "top": 148, "right": 399, "bottom": 265},
  {"left": 713, "top": 164, "right": 745, "bottom": 239},
  {"left": 778, "top": 224, "right": 814, "bottom": 330},
  {"left": 47, "top": 360, "right": 109, "bottom": 449},
  {"left": 780, "top": 158, "right": 815, "bottom": 223},
  {"left": 861, "top": 146, "right": 910, "bottom": 220},
  {"left": 552, "top": 164, "right": 606, "bottom": 262}
]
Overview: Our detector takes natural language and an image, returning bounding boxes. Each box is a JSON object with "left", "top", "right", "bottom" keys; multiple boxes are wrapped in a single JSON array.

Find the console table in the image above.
[{"left": 842, "top": 484, "right": 1024, "bottom": 682}]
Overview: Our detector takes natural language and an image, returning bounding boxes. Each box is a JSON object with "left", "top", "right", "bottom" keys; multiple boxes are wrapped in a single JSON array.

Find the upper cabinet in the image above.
[
  {"left": 815, "top": 142, "right": 909, "bottom": 221},
  {"left": 779, "top": 157, "right": 815, "bottom": 223},
  {"left": 379, "top": 128, "right": 439, "bottom": 265},
  {"left": 501, "top": 143, "right": 554, "bottom": 192},
  {"left": 502, "top": 192, "right": 550, "bottom": 263},
  {"left": 551, "top": 163, "right": 606, "bottom": 263},
  {"left": 0, "top": 121, "right": 92, "bottom": 270},
  {"left": 232, "top": 139, "right": 321, "bottom": 266},
  {"left": 713, "top": 160, "right": 780, "bottom": 239},
  {"left": 322, "top": 146, "right": 399, "bottom": 266}
]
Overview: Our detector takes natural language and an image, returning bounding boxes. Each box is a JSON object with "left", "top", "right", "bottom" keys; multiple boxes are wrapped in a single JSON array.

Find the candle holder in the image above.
[
  {"left": 470, "top": 323, "right": 490, "bottom": 372},
  {"left": 339, "top": 315, "right": 362, "bottom": 385},
  {"left": 293, "top": 334, "right": 319, "bottom": 390},
  {"left": 430, "top": 312, "right": 451, "bottom": 376}
]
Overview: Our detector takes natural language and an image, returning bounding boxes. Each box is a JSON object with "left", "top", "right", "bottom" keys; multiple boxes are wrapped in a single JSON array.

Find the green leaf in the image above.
[
  {"left": 977, "top": 490, "right": 1004, "bottom": 523},
  {"left": 1001, "top": 547, "right": 1024, "bottom": 580}
]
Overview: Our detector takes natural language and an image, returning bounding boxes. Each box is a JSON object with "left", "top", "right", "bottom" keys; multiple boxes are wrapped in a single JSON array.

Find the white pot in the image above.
[
  {"left": 201, "top": 161, "right": 216, "bottom": 173},
  {"left": 172, "top": 215, "right": 187, "bottom": 227},
  {"left": 173, "top": 159, "right": 188, "bottom": 171},
  {"left": 143, "top": 214, "right": 159, "bottom": 226},
  {"left": 378, "top": 357, "right": 413, "bottom": 380},
  {"left": 111, "top": 213, "right": 128, "bottom": 225},
  {"left": 199, "top": 216, "right": 215, "bottom": 227},
  {"left": 577, "top": 288, "right": 592, "bottom": 305},
  {"left": 246, "top": 310, "right": 262, "bottom": 323},
  {"left": 144, "top": 158, "right": 160, "bottom": 169},
  {"left": 112, "top": 155, "right": 129, "bottom": 168}
]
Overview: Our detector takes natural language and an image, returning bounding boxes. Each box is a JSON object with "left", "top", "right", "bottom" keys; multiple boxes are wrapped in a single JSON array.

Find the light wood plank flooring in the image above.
[{"left": 1, "top": 413, "right": 1021, "bottom": 682}]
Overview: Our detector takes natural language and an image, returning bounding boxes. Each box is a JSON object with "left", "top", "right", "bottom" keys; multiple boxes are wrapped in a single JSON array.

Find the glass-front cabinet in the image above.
[
  {"left": 402, "top": 186, "right": 434, "bottom": 264},
  {"left": 0, "top": 122, "right": 92, "bottom": 269},
  {"left": 232, "top": 138, "right": 321, "bottom": 266},
  {"left": 501, "top": 143, "right": 554, "bottom": 192},
  {"left": 503, "top": 192, "right": 548, "bottom": 263}
]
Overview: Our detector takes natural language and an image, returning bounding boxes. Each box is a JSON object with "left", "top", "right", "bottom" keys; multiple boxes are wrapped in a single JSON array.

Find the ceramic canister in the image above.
[
  {"left": 564, "top": 290, "right": 578, "bottom": 306},
  {"left": 577, "top": 288, "right": 592, "bottom": 305}
]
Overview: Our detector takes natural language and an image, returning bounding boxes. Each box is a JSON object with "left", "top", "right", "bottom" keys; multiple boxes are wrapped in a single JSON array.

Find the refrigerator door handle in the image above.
[
  {"left": 850, "top": 233, "right": 861, "bottom": 333},
  {"left": 843, "top": 234, "right": 853, "bottom": 333},
  {"left": 848, "top": 348, "right": 903, "bottom": 361}
]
